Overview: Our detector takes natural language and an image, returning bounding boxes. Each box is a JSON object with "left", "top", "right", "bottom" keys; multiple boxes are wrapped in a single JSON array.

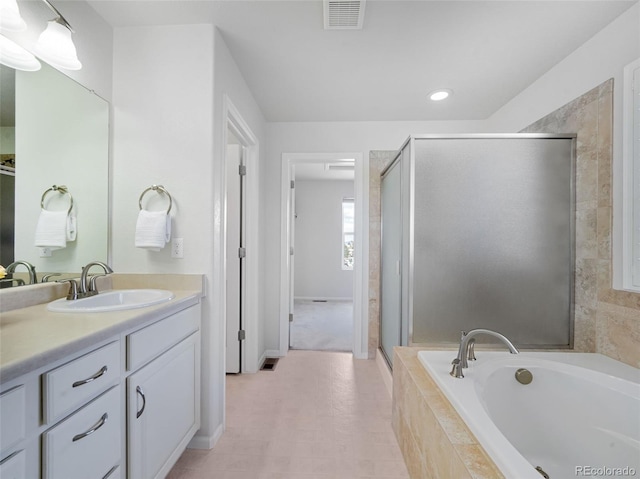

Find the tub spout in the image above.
[{"left": 450, "top": 328, "right": 519, "bottom": 378}]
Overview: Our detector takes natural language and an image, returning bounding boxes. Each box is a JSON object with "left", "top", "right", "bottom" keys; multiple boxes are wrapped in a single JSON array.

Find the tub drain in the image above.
[{"left": 535, "top": 466, "right": 550, "bottom": 478}]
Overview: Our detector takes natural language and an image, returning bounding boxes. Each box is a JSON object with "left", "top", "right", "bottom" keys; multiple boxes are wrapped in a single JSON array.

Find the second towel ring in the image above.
[
  {"left": 41, "top": 185, "right": 73, "bottom": 214},
  {"left": 139, "top": 185, "right": 172, "bottom": 214}
]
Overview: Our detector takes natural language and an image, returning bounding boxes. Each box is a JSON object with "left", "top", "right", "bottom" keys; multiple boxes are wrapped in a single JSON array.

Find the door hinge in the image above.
[
  {"left": 239, "top": 165, "right": 247, "bottom": 176},
  {"left": 238, "top": 247, "right": 246, "bottom": 258},
  {"left": 290, "top": 180, "right": 295, "bottom": 189},
  {"left": 238, "top": 330, "right": 246, "bottom": 341},
  {"left": 289, "top": 313, "right": 293, "bottom": 322}
]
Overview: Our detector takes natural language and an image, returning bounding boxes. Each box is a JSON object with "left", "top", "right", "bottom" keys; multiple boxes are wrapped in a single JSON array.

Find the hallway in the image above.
[
  {"left": 290, "top": 300, "right": 353, "bottom": 352},
  {"left": 168, "top": 350, "right": 408, "bottom": 478}
]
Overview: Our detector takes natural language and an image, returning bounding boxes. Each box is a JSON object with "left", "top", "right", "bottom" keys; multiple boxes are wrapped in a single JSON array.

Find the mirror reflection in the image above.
[{"left": 0, "top": 63, "right": 109, "bottom": 287}]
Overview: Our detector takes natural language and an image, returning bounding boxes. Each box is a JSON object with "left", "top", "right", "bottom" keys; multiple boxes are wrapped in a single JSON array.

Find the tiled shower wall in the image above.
[
  {"left": 522, "top": 79, "right": 640, "bottom": 367},
  {"left": 369, "top": 79, "right": 639, "bottom": 367}
]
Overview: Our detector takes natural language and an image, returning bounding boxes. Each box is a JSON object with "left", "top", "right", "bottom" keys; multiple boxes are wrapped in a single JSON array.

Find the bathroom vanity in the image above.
[{"left": 0, "top": 277, "right": 203, "bottom": 479}]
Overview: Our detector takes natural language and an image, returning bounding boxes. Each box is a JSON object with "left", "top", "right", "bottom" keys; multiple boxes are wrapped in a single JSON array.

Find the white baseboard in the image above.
[
  {"left": 265, "top": 349, "right": 283, "bottom": 358},
  {"left": 187, "top": 423, "right": 224, "bottom": 450},
  {"left": 294, "top": 296, "right": 353, "bottom": 302}
]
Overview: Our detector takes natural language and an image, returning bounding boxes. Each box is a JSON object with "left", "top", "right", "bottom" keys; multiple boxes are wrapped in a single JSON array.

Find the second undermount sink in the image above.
[{"left": 47, "top": 289, "right": 175, "bottom": 313}]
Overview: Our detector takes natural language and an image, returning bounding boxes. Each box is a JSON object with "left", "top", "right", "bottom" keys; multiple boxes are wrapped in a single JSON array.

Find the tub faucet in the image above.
[
  {"left": 450, "top": 329, "right": 519, "bottom": 379},
  {"left": 79, "top": 261, "right": 113, "bottom": 297},
  {"left": 5, "top": 260, "right": 37, "bottom": 284}
]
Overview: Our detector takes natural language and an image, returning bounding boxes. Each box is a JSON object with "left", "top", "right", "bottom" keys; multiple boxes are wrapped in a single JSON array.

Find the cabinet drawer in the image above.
[
  {"left": 0, "top": 449, "right": 26, "bottom": 479},
  {"left": 127, "top": 305, "right": 199, "bottom": 371},
  {"left": 42, "top": 386, "right": 121, "bottom": 479},
  {"left": 43, "top": 341, "right": 120, "bottom": 424},
  {"left": 0, "top": 386, "right": 25, "bottom": 453}
]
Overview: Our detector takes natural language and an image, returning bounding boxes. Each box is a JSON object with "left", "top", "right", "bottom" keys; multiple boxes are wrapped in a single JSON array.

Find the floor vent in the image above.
[
  {"left": 323, "top": 0, "right": 366, "bottom": 30},
  {"left": 261, "top": 358, "right": 279, "bottom": 371}
]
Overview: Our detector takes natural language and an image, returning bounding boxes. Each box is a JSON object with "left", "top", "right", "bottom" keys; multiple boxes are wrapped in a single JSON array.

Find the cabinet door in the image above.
[
  {"left": 0, "top": 450, "right": 26, "bottom": 479},
  {"left": 127, "top": 332, "right": 200, "bottom": 479}
]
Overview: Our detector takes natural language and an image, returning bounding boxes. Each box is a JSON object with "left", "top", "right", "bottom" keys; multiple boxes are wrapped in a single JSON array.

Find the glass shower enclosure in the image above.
[{"left": 380, "top": 135, "right": 576, "bottom": 367}]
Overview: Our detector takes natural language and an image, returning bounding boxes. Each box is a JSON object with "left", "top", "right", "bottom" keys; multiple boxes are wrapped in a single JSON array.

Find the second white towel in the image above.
[{"left": 135, "top": 210, "right": 171, "bottom": 251}]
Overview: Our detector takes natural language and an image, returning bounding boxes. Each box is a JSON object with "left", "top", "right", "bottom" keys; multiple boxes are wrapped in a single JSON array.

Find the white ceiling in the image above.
[{"left": 87, "top": 0, "right": 637, "bottom": 123}]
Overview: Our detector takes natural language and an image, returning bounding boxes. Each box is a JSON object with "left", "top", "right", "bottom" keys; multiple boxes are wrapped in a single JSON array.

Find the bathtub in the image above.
[{"left": 418, "top": 351, "right": 640, "bottom": 479}]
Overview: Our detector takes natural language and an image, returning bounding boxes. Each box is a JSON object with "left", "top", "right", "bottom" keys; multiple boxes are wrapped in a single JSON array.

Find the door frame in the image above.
[
  {"left": 279, "top": 152, "right": 368, "bottom": 359},
  {"left": 222, "top": 95, "right": 259, "bottom": 373}
]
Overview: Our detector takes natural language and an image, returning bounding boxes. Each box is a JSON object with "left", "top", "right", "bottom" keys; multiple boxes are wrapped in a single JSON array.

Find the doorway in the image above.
[
  {"left": 223, "top": 96, "right": 259, "bottom": 374},
  {"left": 225, "top": 128, "right": 244, "bottom": 373},
  {"left": 279, "top": 152, "right": 368, "bottom": 359},
  {"left": 289, "top": 165, "right": 355, "bottom": 351}
]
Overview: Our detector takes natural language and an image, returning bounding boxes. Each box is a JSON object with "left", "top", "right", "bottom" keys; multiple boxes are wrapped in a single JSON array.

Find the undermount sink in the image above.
[{"left": 47, "top": 289, "right": 175, "bottom": 313}]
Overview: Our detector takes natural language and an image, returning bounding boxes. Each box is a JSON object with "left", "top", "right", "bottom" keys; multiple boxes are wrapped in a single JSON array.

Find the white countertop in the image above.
[{"left": 0, "top": 290, "right": 202, "bottom": 385}]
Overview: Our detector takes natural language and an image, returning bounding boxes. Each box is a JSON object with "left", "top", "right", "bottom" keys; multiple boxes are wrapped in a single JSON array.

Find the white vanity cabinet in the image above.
[
  {"left": 0, "top": 293, "right": 202, "bottom": 479},
  {"left": 0, "top": 382, "right": 35, "bottom": 479},
  {"left": 126, "top": 305, "right": 201, "bottom": 479}
]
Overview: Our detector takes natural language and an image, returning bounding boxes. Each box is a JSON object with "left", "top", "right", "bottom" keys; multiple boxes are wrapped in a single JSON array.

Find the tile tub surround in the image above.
[
  {"left": 392, "top": 347, "right": 504, "bottom": 479},
  {"left": 521, "top": 79, "right": 640, "bottom": 368}
]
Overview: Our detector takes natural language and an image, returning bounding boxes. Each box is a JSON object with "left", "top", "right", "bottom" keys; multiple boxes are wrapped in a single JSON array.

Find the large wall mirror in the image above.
[{"left": 0, "top": 62, "right": 109, "bottom": 287}]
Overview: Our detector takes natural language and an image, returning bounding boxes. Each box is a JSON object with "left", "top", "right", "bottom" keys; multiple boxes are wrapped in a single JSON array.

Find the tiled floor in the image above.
[{"left": 167, "top": 350, "right": 410, "bottom": 479}]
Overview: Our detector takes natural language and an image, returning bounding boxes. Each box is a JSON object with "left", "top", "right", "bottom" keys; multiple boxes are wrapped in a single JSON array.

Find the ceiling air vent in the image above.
[{"left": 323, "top": 0, "right": 366, "bottom": 30}]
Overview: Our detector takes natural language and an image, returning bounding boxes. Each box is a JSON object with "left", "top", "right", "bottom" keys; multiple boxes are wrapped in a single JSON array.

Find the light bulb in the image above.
[
  {"left": 0, "top": 0, "right": 26, "bottom": 31},
  {"left": 34, "top": 20, "right": 81, "bottom": 70},
  {"left": 0, "top": 34, "right": 41, "bottom": 71}
]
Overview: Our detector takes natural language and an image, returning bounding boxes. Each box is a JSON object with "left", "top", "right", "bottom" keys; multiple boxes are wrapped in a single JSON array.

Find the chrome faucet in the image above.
[
  {"left": 5, "top": 260, "right": 37, "bottom": 284},
  {"left": 79, "top": 261, "right": 113, "bottom": 297},
  {"left": 450, "top": 328, "right": 519, "bottom": 379}
]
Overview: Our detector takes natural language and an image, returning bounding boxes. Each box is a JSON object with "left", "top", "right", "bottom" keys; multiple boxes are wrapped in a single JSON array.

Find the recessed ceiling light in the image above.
[{"left": 429, "top": 89, "right": 452, "bottom": 101}]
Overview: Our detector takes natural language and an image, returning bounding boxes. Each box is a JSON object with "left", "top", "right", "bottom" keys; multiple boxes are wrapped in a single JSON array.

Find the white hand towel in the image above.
[
  {"left": 34, "top": 210, "right": 76, "bottom": 249},
  {"left": 135, "top": 210, "right": 171, "bottom": 251}
]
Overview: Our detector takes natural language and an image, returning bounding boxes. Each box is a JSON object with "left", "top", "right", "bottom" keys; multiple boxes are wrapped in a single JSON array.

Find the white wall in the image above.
[
  {"left": 485, "top": 3, "right": 640, "bottom": 288},
  {"left": 294, "top": 180, "right": 354, "bottom": 300},
  {"left": 112, "top": 24, "right": 267, "bottom": 448},
  {"left": 112, "top": 23, "right": 218, "bottom": 445}
]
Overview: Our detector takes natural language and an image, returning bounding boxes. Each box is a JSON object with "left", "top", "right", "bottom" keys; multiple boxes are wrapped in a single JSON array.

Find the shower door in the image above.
[
  {"left": 410, "top": 136, "right": 575, "bottom": 347},
  {"left": 380, "top": 154, "right": 403, "bottom": 366}
]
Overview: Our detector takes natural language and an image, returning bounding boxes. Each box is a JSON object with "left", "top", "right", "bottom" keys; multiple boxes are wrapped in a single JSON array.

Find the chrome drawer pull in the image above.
[
  {"left": 72, "top": 413, "right": 108, "bottom": 442},
  {"left": 103, "top": 465, "right": 119, "bottom": 479},
  {"left": 72, "top": 365, "right": 108, "bottom": 388},
  {"left": 136, "top": 386, "right": 146, "bottom": 419}
]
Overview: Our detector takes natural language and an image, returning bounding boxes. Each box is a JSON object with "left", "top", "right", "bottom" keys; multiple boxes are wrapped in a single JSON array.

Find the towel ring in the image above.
[
  {"left": 139, "top": 185, "right": 172, "bottom": 214},
  {"left": 41, "top": 185, "right": 73, "bottom": 214}
]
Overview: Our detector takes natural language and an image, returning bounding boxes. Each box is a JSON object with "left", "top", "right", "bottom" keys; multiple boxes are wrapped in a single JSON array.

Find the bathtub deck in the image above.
[{"left": 392, "top": 347, "right": 504, "bottom": 479}]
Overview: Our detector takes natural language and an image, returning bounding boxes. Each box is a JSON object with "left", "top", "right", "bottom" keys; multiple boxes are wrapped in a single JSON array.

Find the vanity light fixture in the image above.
[
  {"left": 33, "top": 0, "right": 81, "bottom": 70},
  {"left": 429, "top": 89, "right": 453, "bottom": 101},
  {"left": 0, "top": 0, "right": 26, "bottom": 31},
  {"left": 0, "top": 34, "right": 41, "bottom": 71}
]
